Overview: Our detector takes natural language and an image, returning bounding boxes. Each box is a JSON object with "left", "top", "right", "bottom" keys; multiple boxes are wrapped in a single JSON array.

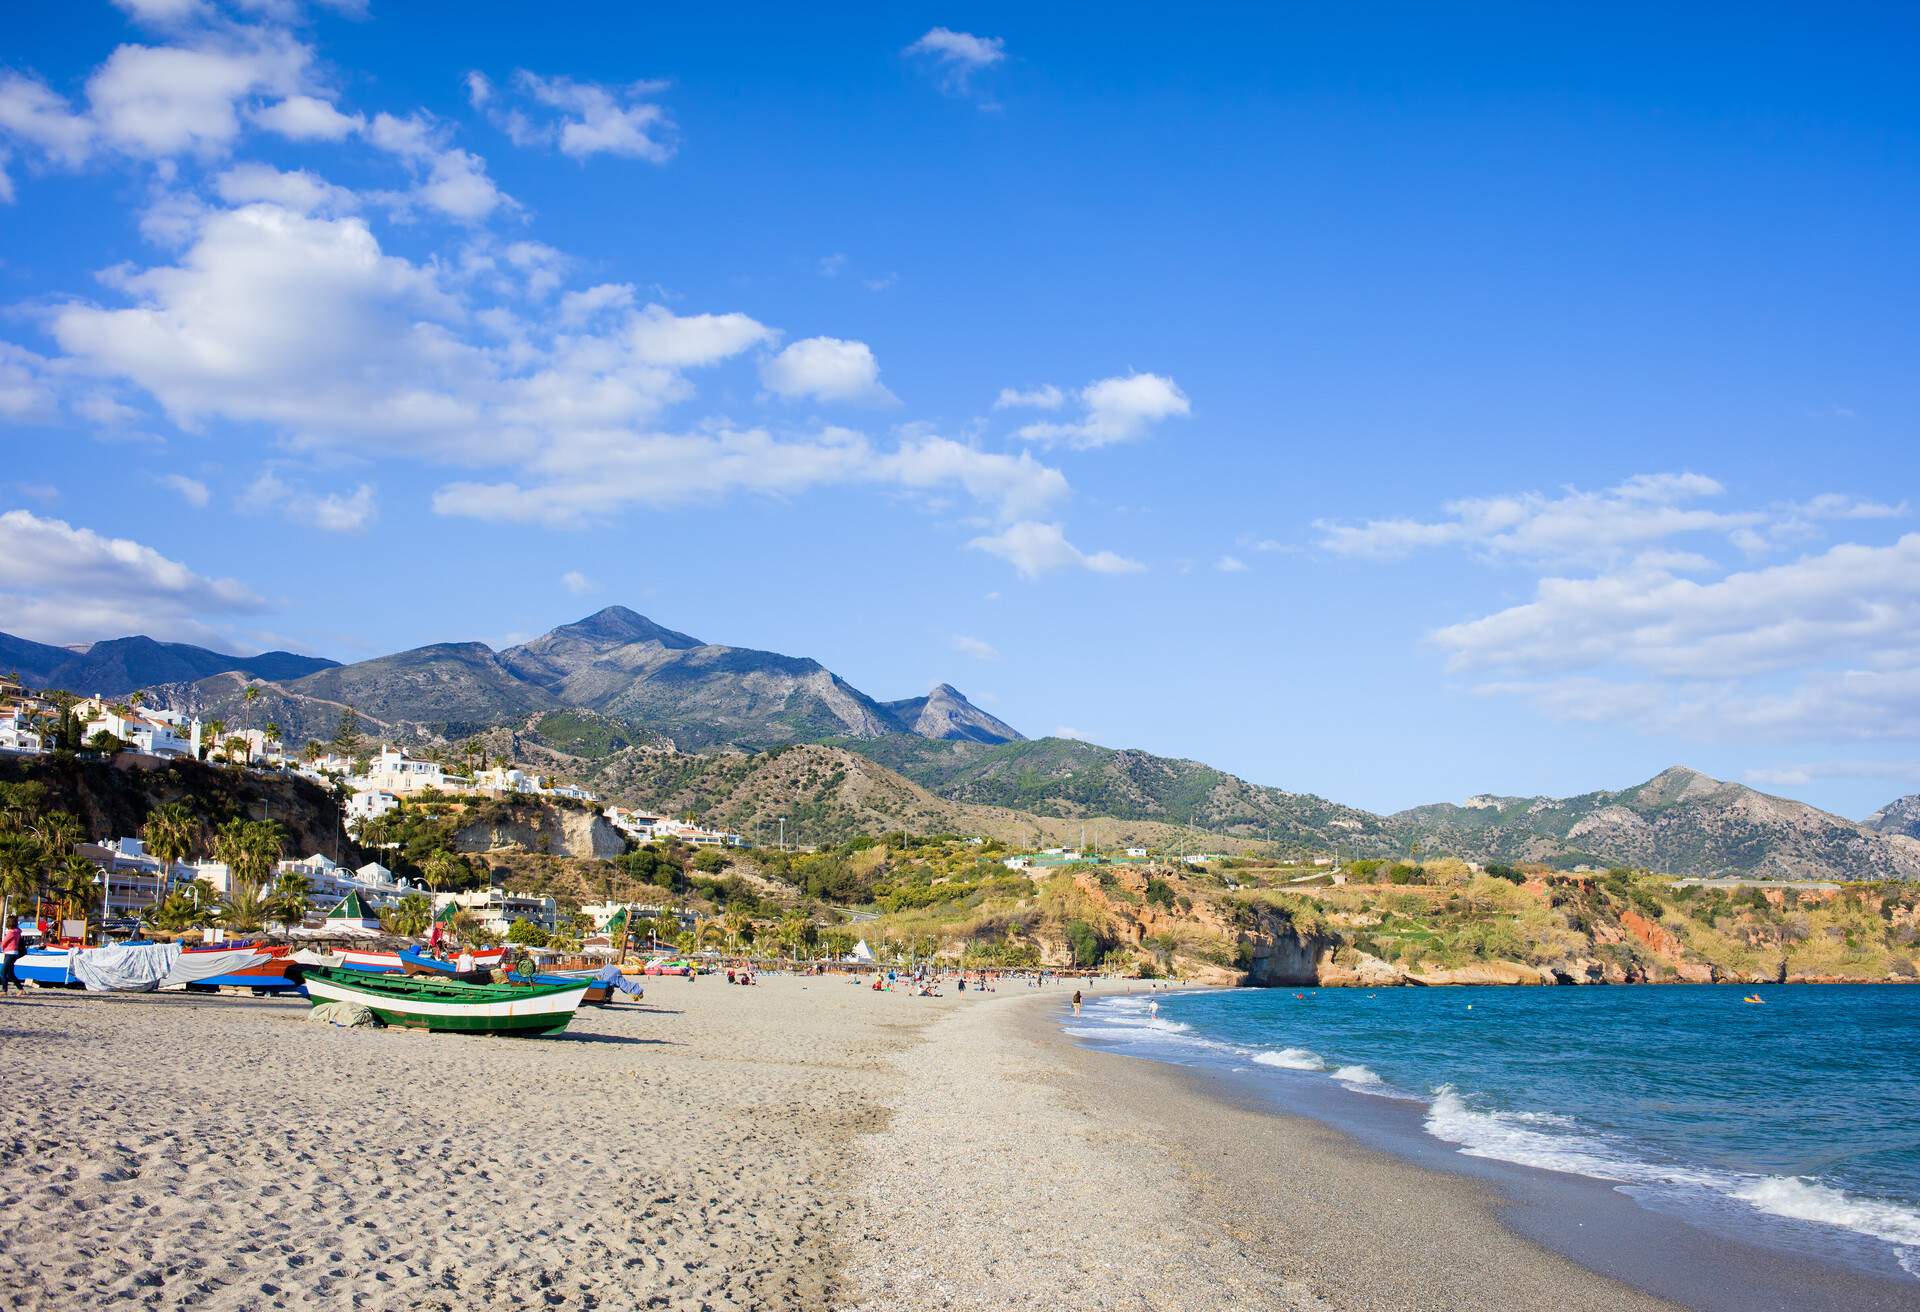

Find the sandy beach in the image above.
[{"left": 0, "top": 975, "right": 1804, "bottom": 1311}]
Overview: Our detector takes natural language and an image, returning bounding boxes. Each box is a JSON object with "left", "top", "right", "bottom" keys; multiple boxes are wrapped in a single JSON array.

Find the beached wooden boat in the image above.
[
  {"left": 300, "top": 965, "right": 591, "bottom": 1035},
  {"left": 181, "top": 943, "right": 300, "bottom": 993},
  {"left": 341, "top": 945, "right": 508, "bottom": 975},
  {"left": 14, "top": 945, "right": 83, "bottom": 986}
]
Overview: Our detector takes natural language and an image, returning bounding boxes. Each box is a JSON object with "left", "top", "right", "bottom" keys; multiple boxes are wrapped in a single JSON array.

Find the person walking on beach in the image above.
[
  {"left": 1072, "top": 989, "right": 1082, "bottom": 1016},
  {"left": 0, "top": 920, "right": 21, "bottom": 995}
]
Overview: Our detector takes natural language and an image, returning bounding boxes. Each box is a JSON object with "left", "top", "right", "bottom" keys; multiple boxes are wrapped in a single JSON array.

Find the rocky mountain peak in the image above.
[{"left": 1864, "top": 794, "right": 1920, "bottom": 840}]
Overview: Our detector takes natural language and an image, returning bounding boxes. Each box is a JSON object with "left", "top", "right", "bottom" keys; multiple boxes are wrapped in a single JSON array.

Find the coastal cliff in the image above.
[{"left": 451, "top": 802, "right": 626, "bottom": 859}]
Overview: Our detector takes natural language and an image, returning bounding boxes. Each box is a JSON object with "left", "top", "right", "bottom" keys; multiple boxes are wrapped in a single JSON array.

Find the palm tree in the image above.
[
  {"left": 722, "top": 908, "right": 752, "bottom": 955},
  {"left": 52, "top": 852, "right": 103, "bottom": 920},
  {"left": 383, "top": 892, "right": 433, "bottom": 937},
  {"left": 242, "top": 684, "right": 259, "bottom": 726},
  {"left": 203, "top": 718, "right": 226, "bottom": 762},
  {"left": 264, "top": 871, "right": 311, "bottom": 929},
  {"left": 264, "top": 722, "right": 281, "bottom": 758},
  {"left": 0, "top": 832, "right": 38, "bottom": 940},
  {"left": 142, "top": 801, "right": 197, "bottom": 894},
  {"left": 422, "top": 849, "right": 464, "bottom": 896}
]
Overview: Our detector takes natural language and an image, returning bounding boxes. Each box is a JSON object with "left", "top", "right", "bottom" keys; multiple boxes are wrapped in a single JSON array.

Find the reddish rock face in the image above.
[{"left": 1620, "top": 908, "right": 1686, "bottom": 960}]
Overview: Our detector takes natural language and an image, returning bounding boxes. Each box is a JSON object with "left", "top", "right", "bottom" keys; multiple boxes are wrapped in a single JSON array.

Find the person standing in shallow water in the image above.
[{"left": 1072, "top": 989, "right": 1082, "bottom": 1016}]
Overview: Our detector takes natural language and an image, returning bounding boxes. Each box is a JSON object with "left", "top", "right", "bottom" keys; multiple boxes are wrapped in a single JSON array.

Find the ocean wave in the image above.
[
  {"left": 1251, "top": 1046, "right": 1323, "bottom": 1070},
  {"left": 1329, "top": 1064, "right": 1383, "bottom": 1087},
  {"left": 1427, "top": 1087, "right": 1920, "bottom": 1276},
  {"left": 1733, "top": 1176, "right": 1920, "bottom": 1253}
]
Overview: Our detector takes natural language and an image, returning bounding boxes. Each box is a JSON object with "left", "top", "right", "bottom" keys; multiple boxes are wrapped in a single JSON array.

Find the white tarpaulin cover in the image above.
[{"left": 72, "top": 943, "right": 269, "bottom": 992}]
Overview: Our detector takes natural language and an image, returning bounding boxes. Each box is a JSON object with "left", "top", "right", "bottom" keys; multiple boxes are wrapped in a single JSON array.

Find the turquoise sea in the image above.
[{"left": 1070, "top": 984, "right": 1920, "bottom": 1283}]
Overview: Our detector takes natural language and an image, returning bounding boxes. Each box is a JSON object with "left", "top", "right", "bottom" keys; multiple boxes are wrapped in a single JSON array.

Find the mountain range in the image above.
[
  {"left": 0, "top": 631, "right": 336, "bottom": 695},
  {"left": 7, "top": 607, "right": 1919, "bottom": 881}
]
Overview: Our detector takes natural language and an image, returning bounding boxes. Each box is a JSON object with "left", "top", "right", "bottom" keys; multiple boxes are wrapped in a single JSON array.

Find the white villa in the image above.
[
  {"left": 433, "top": 887, "right": 559, "bottom": 934},
  {"left": 346, "top": 790, "right": 400, "bottom": 825},
  {"left": 356, "top": 746, "right": 449, "bottom": 794},
  {"left": 272, "top": 852, "right": 419, "bottom": 909},
  {"left": 604, "top": 807, "right": 741, "bottom": 847},
  {"left": 74, "top": 698, "right": 199, "bottom": 759},
  {"left": 0, "top": 709, "right": 43, "bottom": 755}
]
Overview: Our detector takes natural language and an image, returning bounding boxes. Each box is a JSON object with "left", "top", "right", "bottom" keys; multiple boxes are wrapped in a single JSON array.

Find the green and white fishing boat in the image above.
[{"left": 300, "top": 965, "right": 592, "bottom": 1036}]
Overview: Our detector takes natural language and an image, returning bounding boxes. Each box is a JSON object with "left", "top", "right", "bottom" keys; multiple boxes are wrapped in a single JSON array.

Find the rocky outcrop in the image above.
[
  {"left": 1405, "top": 960, "right": 1555, "bottom": 986},
  {"left": 452, "top": 804, "right": 626, "bottom": 859}
]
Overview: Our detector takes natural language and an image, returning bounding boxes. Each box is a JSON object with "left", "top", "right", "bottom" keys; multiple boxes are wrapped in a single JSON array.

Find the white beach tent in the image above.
[{"left": 849, "top": 939, "right": 875, "bottom": 963}]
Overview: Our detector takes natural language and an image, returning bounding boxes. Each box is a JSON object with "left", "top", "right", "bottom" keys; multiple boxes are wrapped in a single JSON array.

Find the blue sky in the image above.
[{"left": 3, "top": 1, "right": 1918, "bottom": 819}]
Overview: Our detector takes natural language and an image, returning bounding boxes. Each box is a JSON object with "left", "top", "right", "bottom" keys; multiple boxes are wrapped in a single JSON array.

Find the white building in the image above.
[
  {"left": 273, "top": 852, "right": 418, "bottom": 909},
  {"left": 476, "top": 765, "right": 542, "bottom": 794},
  {"left": 0, "top": 710, "right": 43, "bottom": 755},
  {"left": 75, "top": 699, "right": 198, "bottom": 759},
  {"left": 355, "top": 746, "right": 447, "bottom": 794},
  {"left": 347, "top": 790, "right": 400, "bottom": 825},
  {"left": 434, "top": 888, "right": 558, "bottom": 934}
]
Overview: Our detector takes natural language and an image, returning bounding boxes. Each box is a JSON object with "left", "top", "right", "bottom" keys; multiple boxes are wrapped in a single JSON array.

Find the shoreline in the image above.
[
  {"left": 1033, "top": 989, "right": 1918, "bottom": 1312},
  {"left": 850, "top": 982, "right": 1676, "bottom": 1310}
]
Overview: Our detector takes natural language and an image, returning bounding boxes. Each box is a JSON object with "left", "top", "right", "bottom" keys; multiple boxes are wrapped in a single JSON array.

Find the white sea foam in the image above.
[
  {"left": 1251, "top": 1046, "right": 1323, "bottom": 1070},
  {"left": 1329, "top": 1064, "right": 1382, "bottom": 1087},
  {"left": 1733, "top": 1176, "right": 1920, "bottom": 1252},
  {"left": 1426, "top": 1087, "right": 1920, "bottom": 1277}
]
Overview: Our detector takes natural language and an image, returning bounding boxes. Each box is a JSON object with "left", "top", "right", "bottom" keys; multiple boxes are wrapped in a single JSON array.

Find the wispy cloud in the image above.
[
  {"left": 967, "top": 521, "right": 1144, "bottom": 579},
  {"left": 904, "top": 28, "right": 1007, "bottom": 103},
  {"left": 949, "top": 633, "right": 999, "bottom": 661}
]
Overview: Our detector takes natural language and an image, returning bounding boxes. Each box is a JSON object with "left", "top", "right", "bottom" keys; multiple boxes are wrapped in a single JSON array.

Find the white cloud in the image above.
[
  {"left": 155, "top": 472, "right": 210, "bottom": 507},
  {"left": 86, "top": 34, "right": 311, "bottom": 157},
  {"left": 874, "top": 437, "right": 1066, "bottom": 520},
  {"left": 1435, "top": 534, "right": 1920, "bottom": 680},
  {"left": 0, "top": 74, "right": 96, "bottom": 166},
  {"left": 967, "top": 521, "right": 1144, "bottom": 579},
  {"left": 1317, "top": 473, "right": 1762, "bottom": 564},
  {"left": 1438, "top": 533, "right": 1920, "bottom": 742},
  {"left": 1052, "top": 726, "right": 1088, "bottom": 741},
  {"left": 111, "top": 0, "right": 211, "bottom": 23},
  {"left": 629, "top": 303, "right": 777, "bottom": 367},
  {"left": 0, "top": 507, "right": 262, "bottom": 644},
  {"left": 477, "top": 72, "right": 676, "bottom": 163},
  {"left": 238, "top": 469, "right": 376, "bottom": 532},
  {"left": 558, "top": 282, "right": 635, "bottom": 325},
  {"left": 1745, "top": 761, "right": 1920, "bottom": 789},
  {"left": 993, "top": 383, "right": 1063, "bottom": 411},
  {"left": 251, "top": 94, "right": 362, "bottom": 141},
  {"left": 760, "top": 336, "right": 894, "bottom": 404},
  {"left": 1214, "top": 555, "right": 1248, "bottom": 573},
  {"left": 950, "top": 634, "right": 999, "bottom": 661},
  {"left": 1017, "top": 372, "right": 1190, "bottom": 448},
  {"left": 366, "top": 111, "right": 512, "bottom": 221},
  {"left": 560, "top": 569, "right": 594, "bottom": 596},
  {"left": 53, "top": 203, "right": 491, "bottom": 457},
  {"left": 0, "top": 343, "right": 59, "bottom": 421},
  {"left": 818, "top": 253, "right": 847, "bottom": 277},
  {"left": 214, "top": 161, "right": 358, "bottom": 213},
  {"left": 309, "top": 482, "right": 376, "bottom": 532},
  {"left": 904, "top": 28, "right": 1007, "bottom": 100}
]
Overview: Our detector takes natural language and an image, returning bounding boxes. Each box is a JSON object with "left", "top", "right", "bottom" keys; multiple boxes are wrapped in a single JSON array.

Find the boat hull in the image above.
[
  {"left": 342, "top": 946, "right": 507, "bottom": 975},
  {"left": 182, "top": 944, "right": 300, "bottom": 992},
  {"left": 301, "top": 967, "right": 588, "bottom": 1035},
  {"left": 15, "top": 947, "right": 80, "bottom": 986}
]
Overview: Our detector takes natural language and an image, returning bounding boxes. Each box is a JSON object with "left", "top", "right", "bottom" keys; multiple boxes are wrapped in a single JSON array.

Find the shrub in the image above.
[{"left": 1144, "top": 877, "right": 1176, "bottom": 908}]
